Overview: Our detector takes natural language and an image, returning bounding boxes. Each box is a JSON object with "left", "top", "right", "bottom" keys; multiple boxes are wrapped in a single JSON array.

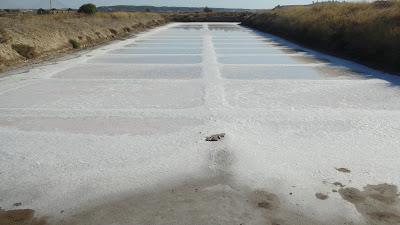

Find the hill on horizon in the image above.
[{"left": 97, "top": 5, "right": 258, "bottom": 13}]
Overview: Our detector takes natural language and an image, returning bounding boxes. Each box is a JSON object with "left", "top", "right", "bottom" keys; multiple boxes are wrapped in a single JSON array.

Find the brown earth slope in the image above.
[
  {"left": 0, "top": 12, "right": 167, "bottom": 72},
  {"left": 168, "top": 12, "right": 252, "bottom": 22}
]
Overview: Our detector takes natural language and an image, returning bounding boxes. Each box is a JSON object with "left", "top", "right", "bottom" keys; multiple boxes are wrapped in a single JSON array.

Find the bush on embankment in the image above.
[
  {"left": 78, "top": 3, "right": 97, "bottom": 14},
  {"left": 0, "top": 12, "right": 167, "bottom": 72},
  {"left": 242, "top": 1, "right": 400, "bottom": 73}
]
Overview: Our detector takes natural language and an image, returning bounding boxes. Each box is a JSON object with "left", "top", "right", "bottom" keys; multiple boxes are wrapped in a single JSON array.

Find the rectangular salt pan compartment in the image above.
[
  {"left": 0, "top": 80, "right": 205, "bottom": 109},
  {"left": 88, "top": 55, "right": 202, "bottom": 64},
  {"left": 225, "top": 81, "right": 400, "bottom": 110},
  {"left": 212, "top": 35, "right": 260, "bottom": 39},
  {"left": 170, "top": 26, "right": 203, "bottom": 30},
  {"left": 212, "top": 36, "right": 265, "bottom": 39},
  {"left": 218, "top": 55, "right": 320, "bottom": 65},
  {"left": 213, "top": 43, "right": 273, "bottom": 48},
  {"left": 215, "top": 48, "right": 291, "bottom": 55},
  {"left": 135, "top": 39, "right": 202, "bottom": 44},
  {"left": 156, "top": 31, "right": 203, "bottom": 36},
  {"left": 210, "top": 29, "right": 255, "bottom": 36},
  {"left": 125, "top": 43, "right": 203, "bottom": 48},
  {"left": 109, "top": 48, "right": 202, "bottom": 55},
  {"left": 145, "top": 36, "right": 202, "bottom": 40},
  {"left": 0, "top": 117, "right": 204, "bottom": 136},
  {"left": 208, "top": 27, "right": 244, "bottom": 31},
  {"left": 220, "top": 65, "right": 362, "bottom": 80},
  {"left": 53, "top": 65, "right": 203, "bottom": 79},
  {"left": 213, "top": 39, "right": 271, "bottom": 44}
]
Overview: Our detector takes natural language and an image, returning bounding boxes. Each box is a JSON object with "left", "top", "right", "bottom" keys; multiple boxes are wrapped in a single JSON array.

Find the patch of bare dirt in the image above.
[
  {"left": 315, "top": 192, "right": 329, "bottom": 200},
  {"left": 252, "top": 190, "right": 280, "bottom": 210},
  {"left": 0, "top": 208, "right": 48, "bottom": 225},
  {"left": 336, "top": 167, "right": 351, "bottom": 173},
  {"left": 205, "top": 133, "right": 225, "bottom": 141},
  {"left": 333, "top": 182, "right": 345, "bottom": 187},
  {"left": 339, "top": 183, "right": 400, "bottom": 225}
]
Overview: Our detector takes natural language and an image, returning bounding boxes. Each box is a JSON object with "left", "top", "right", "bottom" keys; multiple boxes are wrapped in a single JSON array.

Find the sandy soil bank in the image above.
[{"left": 0, "top": 12, "right": 167, "bottom": 72}]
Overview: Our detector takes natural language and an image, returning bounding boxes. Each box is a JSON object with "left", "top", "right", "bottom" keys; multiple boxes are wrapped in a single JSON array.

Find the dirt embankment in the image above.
[
  {"left": 0, "top": 12, "right": 167, "bottom": 72},
  {"left": 168, "top": 12, "right": 252, "bottom": 22},
  {"left": 242, "top": 2, "right": 400, "bottom": 73}
]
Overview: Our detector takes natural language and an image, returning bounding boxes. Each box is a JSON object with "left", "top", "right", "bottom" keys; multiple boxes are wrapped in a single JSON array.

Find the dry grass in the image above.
[
  {"left": 0, "top": 12, "right": 167, "bottom": 71},
  {"left": 243, "top": 1, "right": 400, "bottom": 72}
]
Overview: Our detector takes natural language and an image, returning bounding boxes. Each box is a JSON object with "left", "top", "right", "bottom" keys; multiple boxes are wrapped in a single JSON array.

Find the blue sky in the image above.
[{"left": 1, "top": 0, "right": 324, "bottom": 9}]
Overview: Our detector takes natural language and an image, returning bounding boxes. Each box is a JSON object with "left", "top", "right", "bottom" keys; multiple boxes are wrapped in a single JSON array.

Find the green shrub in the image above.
[
  {"left": 11, "top": 44, "right": 37, "bottom": 59},
  {"left": 78, "top": 3, "right": 97, "bottom": 14},
  {"left": 69, "top": 39, "right": 80, "bottom": 49}
]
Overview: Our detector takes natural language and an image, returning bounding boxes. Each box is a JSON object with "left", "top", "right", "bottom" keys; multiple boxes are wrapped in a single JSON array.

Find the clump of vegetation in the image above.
[
  {"left": 69, "top": 39, "right": 80, "bottom": 49},
  {"left": 37, "top": 8, "right": 49, "bottom": 15},
  {"left": 11, "top": 44, "right": 37, "bottom": 59},
  {"left": 203, "top": 6, "right": 213, "bottom": 13},
  {"left": 123, "top": 27, "right": 131, "bottom": 32},
  {"left": 109, "top": 28, "right": 118, "bottom": 35},
  {"left": 78, "top": 3, "right": 97, "bottom": 14},
  {"left": 0, "top": 29, "right": 11, "bottom": 44},
  {"left": 243, "top": 1, "right": 400, "bottom": 72},
  {"left": 86, "top": 36, "right": 93, "bottom": 43}
]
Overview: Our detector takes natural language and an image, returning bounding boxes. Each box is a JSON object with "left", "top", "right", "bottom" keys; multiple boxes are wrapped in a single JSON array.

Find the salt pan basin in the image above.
[{"left": 1, "top": 22, "right": 400, "bottom": 225}]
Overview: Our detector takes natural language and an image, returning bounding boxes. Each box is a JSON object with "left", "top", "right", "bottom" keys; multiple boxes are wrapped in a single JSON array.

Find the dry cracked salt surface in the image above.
[{"left": 1, "top": 23, "right": 400, "bottom": 225}]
